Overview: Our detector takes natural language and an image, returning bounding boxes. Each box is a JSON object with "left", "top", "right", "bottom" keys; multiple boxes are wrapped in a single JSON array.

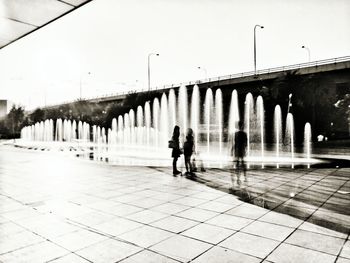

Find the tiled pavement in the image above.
[{"left": 0, "top": 145, "right": 349, "bottom": 263}]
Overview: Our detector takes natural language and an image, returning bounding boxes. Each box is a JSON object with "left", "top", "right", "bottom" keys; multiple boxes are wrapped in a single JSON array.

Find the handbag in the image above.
[{"left": 168, "top": 140, "right": 175, "bottom": 148}]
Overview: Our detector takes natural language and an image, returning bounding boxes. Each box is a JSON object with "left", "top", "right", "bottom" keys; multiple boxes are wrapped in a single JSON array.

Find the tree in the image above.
[
  {"left": 5, "top": 105, "right": 25, "bottom": 138},
  {"left": 30, "top": 108, "right": 45, "bottom": 123},
  {"left": 334, "top": 93, "right": 350, "bottom": 138}
]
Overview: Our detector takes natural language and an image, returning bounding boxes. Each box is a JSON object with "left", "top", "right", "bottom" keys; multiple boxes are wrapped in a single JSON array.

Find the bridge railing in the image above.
[
  {"left": 166, "top": 55, "right": 350, "bottom": 87},
  {"left": 43, "top": 56, "right": 350, "bottom": 109}
]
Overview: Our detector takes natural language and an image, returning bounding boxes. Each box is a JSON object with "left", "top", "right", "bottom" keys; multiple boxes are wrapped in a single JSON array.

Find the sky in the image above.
[{"left": 0, "top": 0, "right": 350, "bottom": 110}]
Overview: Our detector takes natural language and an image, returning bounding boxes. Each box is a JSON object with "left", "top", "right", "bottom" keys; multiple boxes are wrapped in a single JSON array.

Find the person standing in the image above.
[
  {"left": 183, "top": 128, "right": 195, "bottom": 176},
  {"left": 171, "top": 125, "right": 182, "bottom": 176},
  {"left": 231, "top": 121, "right": 247, "bottom": 185}
]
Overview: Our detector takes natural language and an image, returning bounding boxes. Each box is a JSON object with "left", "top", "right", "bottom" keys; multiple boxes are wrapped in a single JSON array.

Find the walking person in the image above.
[
  {"left": 183, "top": 128, "right": 195, "bottom": 177},
  {"left": 231, "top": 120, "right": 247, "bottom": 186},
  {"left": 171, "top": 125, "right": 182, "bottom": 176}
]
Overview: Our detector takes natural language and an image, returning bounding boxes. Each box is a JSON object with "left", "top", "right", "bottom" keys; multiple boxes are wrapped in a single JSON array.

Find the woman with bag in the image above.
[{"left": 171, "top": 125, "right": 182, "bottom": 176}]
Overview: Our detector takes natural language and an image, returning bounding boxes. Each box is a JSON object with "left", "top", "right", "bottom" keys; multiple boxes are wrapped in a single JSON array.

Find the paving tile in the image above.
[
  {"left": 340, "top": 240, "right": 350, "bottom": 259},
  {"left": 182, "top": 223, "right": 235, "bottom": 244},
  {"left": 192, "top": 246, "right": 261, "bottom": 263},
  {"left": 49, "top": 253, "right": 91, "bottom": 262},
  {"left": 29, "top": 221, "right": 80, "bottom": 240},
  {"left": 0, "top": 241, "right": 69, "bottom": 263},
  {"left": 206, "top": 213, "right": 253, "bottom": 230},
  {"left": 172, "top": 188, "right": 202, "bottom": 197},
  {"left": 242, "top": 221, "right": 294, "bottom": 241},
  {"left": 267, "top": 243, "right": 336, "bottom": 263},
  {"left": 0, "top": 215, "right": 9, "bottom": 223},
  {"left": 214, "top": 195, "right": 244, "bottom": 205},
  {"left": 225, "top": 203, "right": 269, "bottom": 219},
  {"left": 110, "top": 194, "right": 144, "bottom": 203},
  {"left": 49, "top": 229, "right": 107, "bottom": 252},
  {"left": 285, "top": 229, "right": 344, "bottom": 256},
  {"left": 0, "top": 230, "right": 45, "bottom": 254},
  {"left": 107, "top": 203, "right": 144, "bottom": 216},
  {"left": 337, "top": 257, "right": 350, "bottom": 263},
  {"left": 94, "top": 217, "right": 143, "bottom": 236},
  {"left": 76, "top": 238, "right": 142, "bottom": 263},
  {"left": 1, "top": 207, "right": 42, "bottom": 221},
  {"left": 119, "top": 249, "right": 179, "bottom": 263},
  {"left": 70, "top": 211, "right": 115, "bottom": 226},
  {"left": 126, "top": 209, "right": 169, "bottom": 224},
  {"left": 134, "top": 189, "right": 163, "bottom": 198},
  {"left": 176, "top": 207, "right": 219, "bottom": 222},
  {"left": 128, "top": 197, "right": 166, "bottom": 209},
  {"left": 259, "top": 211, "right": 303, "bottom": 228},
  {"left": 309, "top": 209, "right": 350, "bottom": 233},
  {"left": 0, "top": 221, "right": 26, "bottom": 236},
  {"left": 299, "top": 221, "right": 348, "bottom": 239},
  {"left": 68, "top": 194, "right": 104, "bottom": 206},
  {"left": 86, "top": 200, "right": 119, "bottom": 212},
  {"left": 219, "top": 232, "right": 280, "bottom": 259},
  {"left": 171, "top": 196, "right": 208, "bottom": 206},
  {"left": 150, "top": 215, "right": 199, "bottom": 233},
  {"left": 150, "top": 235, "right": 212, "bottom": 262},
  {"left": 152, "top": 202, "right": 190, "bottom": 215},
  {"left": 192, "top": 191, "right": 225, "bottom": 200},
  {"left": 198, "top": 201, "right": 236, "bottom": 213},
  {"left": 118, "top": 225, "right": 174, "bottom": 248},
  {"left": 150, "top": 193, "right": 184, "bottom": 202}
]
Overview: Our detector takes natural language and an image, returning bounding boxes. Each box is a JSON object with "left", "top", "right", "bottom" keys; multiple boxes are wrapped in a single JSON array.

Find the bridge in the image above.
[{"left": 44, "top": 56, "right": 350, "bottom": 110}]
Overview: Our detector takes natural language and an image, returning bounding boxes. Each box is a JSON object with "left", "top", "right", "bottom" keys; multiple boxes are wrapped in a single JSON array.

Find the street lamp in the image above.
[
  {"left": 301, "top": 45, "right": 311, "bottom": 62},
  {"left": 80, "top": 72, "right": 91, "bottom": 100},
  {"left": 254, "top": 24, "right": 264, "bottom": 75},
  {"left": 197, "top": 66, "right": 208, "bottom": 79},
  {"left": 147, "top": 53, "right": 159, "bottom": 93}
]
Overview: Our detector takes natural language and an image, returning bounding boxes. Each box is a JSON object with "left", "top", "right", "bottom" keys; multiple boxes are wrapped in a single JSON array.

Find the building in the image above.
[{"left": 0, "top": 100, "right": 8, "bottom": 118}]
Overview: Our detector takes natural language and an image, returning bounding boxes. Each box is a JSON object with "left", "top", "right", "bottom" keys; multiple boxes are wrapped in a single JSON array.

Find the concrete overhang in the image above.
[{"left": 0, "top": 0, "right": 92, "bottom": 50}]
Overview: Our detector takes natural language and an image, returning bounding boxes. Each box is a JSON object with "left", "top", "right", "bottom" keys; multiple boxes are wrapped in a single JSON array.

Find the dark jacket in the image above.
[
  {"left": 171, "top": 136, "right": 181, "bottom": 158},
  {"left": 234, "top": 130, "right": 247, "bottom": 157},
  {"left": 183, "top": 135, "right": 194, "bottom": 157}
]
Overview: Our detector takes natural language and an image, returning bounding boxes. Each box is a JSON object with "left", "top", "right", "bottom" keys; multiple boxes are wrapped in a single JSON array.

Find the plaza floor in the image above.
[{"left": 0, "top": 145, "right": 349, "bottom": 263}]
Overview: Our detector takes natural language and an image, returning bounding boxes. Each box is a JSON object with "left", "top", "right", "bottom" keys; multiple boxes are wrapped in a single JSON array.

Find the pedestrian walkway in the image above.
[
  {"left": 168, "top": 166, "right": 350, "bottom": 234},
  {"left": 0, "top": 146, "right": 349, "bottom": 262}
]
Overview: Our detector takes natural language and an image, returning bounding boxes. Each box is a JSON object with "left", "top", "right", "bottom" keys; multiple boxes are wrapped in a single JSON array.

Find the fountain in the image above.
[
  {"left": 304, "top": 122, "right": 312, "bottom": 168},
  {"left": 20, "top": 86, "right": 317, "bottom": 168},
  {"left": 152, "top": 98, "right": 160, "bottom": 148},
  {"left": 286, "top": 113, "right": 295, "bottom": 168},
  {"left": 228, "top": 90, "right": 239, "bottom": 138},
  {"left": 144, "top": 101, "right": 151, "bottom": 147},
  {"left": 215, "top": 89, "right": 223, "bottom": 154},
  {"left": 256, "top": 95, "right": 265, "bottom": 168},
  {"left": 274, "top": 105, "right": 282, "bottom": 168},
  {"left": 178, "top": 85, "right": 188, "bottom": 140},
  {"left": 204, "top": 88, "right": 214, "bottom": 154},
  {"left": 191, "top": 85, "right": 200, "bottom": 148},
  {"left": 160, "top": 93, "right": 169, "bottom": 148},
  {"left": 244, "top": 93, "right": 254, "bottom": 167}
]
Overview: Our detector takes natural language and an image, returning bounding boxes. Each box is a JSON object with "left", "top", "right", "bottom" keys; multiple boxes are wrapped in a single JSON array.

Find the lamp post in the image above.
[
  {"left": 197, "top": 66, "right": 208, "bottom": 79},
  {"left": 254, "top": 24, "right": 264, "bottom": 75},
  {"left": 301, "top": 45, "right": 311, "bottom": 62},
  {"left": 80, "top": 72, "right": 91, "bottom": 100},
  {"left": 147, "top": 53, "right": 159, "bottom": 93}
]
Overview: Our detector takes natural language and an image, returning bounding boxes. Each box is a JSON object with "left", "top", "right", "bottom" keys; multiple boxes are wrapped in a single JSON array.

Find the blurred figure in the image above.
[
  {"left": 183, "top": 128, "right": 195, "bottom": 176},
  {"left": 171, "top": 125, "right": 182, "bottom": 176},
  {"left": 231, "top": 120, "right": 247, "bottom": 186}
]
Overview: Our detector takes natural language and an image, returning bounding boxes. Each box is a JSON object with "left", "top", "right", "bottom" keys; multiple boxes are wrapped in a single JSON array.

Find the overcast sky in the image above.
[{"left": 1, "top": 0, "right": 350, "bottom": 110}]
